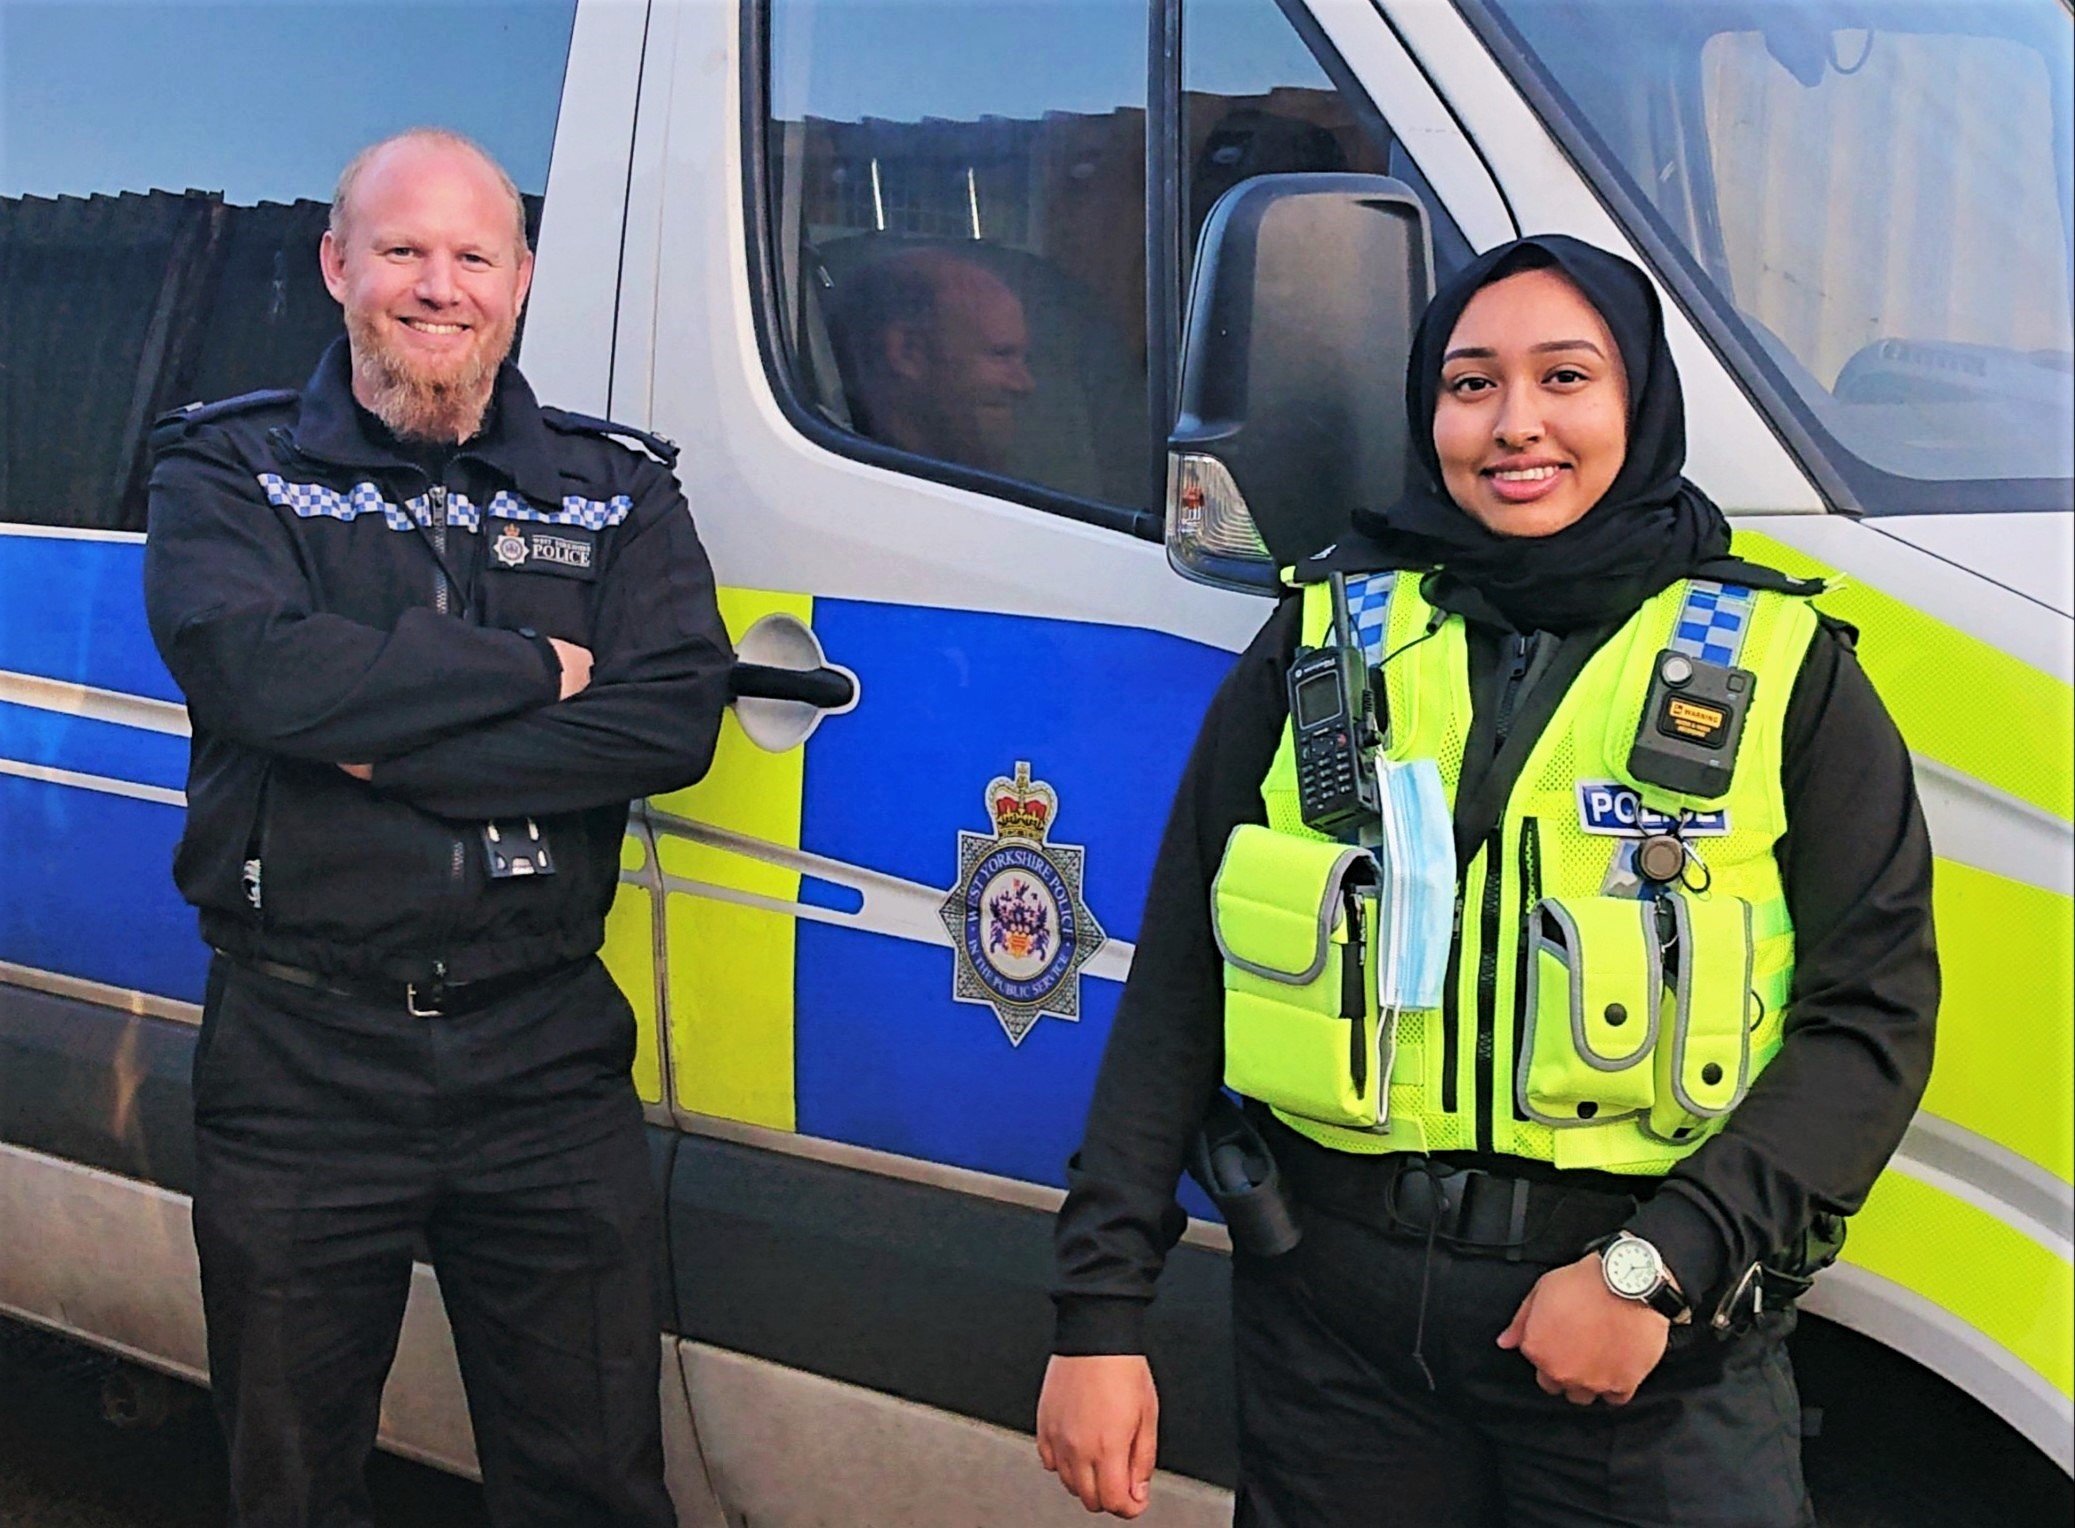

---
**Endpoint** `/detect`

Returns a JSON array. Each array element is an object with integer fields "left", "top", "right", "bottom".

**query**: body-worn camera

[{"left": 1628, "top": 649, "right": 1754, "bottom": 798}]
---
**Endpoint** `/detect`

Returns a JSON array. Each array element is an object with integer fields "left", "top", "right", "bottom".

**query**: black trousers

[
  {"left": 190, "top": 955, "right": 676, "bottom": 1528},
  {"left": 1231, "top": 1204, "right": 1813, "bottom": 1528}
]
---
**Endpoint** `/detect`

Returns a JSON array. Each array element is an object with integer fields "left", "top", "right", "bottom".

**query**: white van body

[{"left": 2, "top": 1, "right": 2068, "bottom": 1523}]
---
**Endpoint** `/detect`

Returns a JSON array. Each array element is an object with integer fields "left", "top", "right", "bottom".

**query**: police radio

[
  {"left": 1288, "top": 576, "right": 1382, "bottom": 836},
  {"left": 1627, "top": 649, "right": 1755, "bottom": 798}
]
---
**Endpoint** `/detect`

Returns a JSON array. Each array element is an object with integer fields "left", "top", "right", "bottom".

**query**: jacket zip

[
  {"left": 428, "top": 482, "right": 467, "bottom": 966},
  {"left": 1473, "top": 634, "right": 1536, "bottom": 1151},
  {"left": 1474, "top": 825, "right": 1505, "bottom": 1152},
  {"left": 1441, "top": 882, "right": 1464, "bottom": 1111},
  {"left": 1511, "top": 817, "right": 1543, "bottom": 1123},
  {"left": 429, "top": 483, "right": 450, "bottom": 615}
]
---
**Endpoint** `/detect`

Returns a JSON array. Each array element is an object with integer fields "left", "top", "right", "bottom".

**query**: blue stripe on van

[
  {"left": 0, "top": 536, "right": 181, "bottom": 702},
  {"left": 0, "top": 701, "right": 188, "bottom": 791},
  {"left": 789, "top": 598, "right": 1236, "bottom": 1190},
  {"left": 0, "top": 774, "right": 206, "bottom": 1001}
]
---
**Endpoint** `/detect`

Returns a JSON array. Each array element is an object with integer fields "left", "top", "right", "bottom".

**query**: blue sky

[
  {"left": 0, "top": 1, "right": 576, "bottom": 202},
  {"left": 3, "top": 0, "right": 1329, "bottom": 203}
]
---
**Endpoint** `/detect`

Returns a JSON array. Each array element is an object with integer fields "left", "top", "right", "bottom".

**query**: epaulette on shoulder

[
  {"left": 540, "top": 407, "right": 679, "bottom": 468},
  {"left": 150, "top": 389, "right": 300, "bottom": 454},
  {"left": 1814, "top": 609, "right": 1861, "bottom": 649},
  {"left": 1694, "top": 555, "right": 1828, "bottom": 599}
]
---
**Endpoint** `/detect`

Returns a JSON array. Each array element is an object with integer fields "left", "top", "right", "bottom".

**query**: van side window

[
  {"left": 763, "top": 0, "right": 1150, "bottom": 513},
  {"left": 1181, "top": 0, "right": 1473, "bottom": 285},
  {"left": 0, "top": 2, "right": 577, "bottom": 532}
]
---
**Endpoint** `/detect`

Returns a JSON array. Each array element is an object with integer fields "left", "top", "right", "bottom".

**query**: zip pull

[{"left": 1495, "top": 633, "right": 1535, "bottom": 744}]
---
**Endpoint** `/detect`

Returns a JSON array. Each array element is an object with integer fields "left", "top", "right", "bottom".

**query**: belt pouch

[
  {"left": 1647, "top": 892, "right": 1756, "bottom": 1140},
  {"left": 1213, "top": 825, "right": 1382, "bottom": 1130},
  {"left": 1518, "top": 896, "right": 1660, "bottom": 1127}
]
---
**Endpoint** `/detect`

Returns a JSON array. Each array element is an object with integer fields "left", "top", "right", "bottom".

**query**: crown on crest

[{"left": 986, "top": 761, "right": 1056, "bottom": 841}]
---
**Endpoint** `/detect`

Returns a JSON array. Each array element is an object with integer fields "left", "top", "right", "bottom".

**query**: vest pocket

[
  {"left": 1646, "top": 893, "right": 1756, "bottom": 1140},
  {"left": 1213, "top": 826, "right": 1385, "bottom": 1130},
  {"left": 1517, "top": 896, "right": 1661, "bottom": 1125}
]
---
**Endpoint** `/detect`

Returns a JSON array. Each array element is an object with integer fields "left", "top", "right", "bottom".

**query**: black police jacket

[{"left": 144, "top": 340, "right": 734, "bottom": 985}]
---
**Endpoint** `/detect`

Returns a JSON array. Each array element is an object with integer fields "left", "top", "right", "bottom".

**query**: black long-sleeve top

[
  {"left": 144, "top": 341, "right": 734, "bottom": 985},
  {"left": 1052, "top": 587, "right": 1938, "bottom": 1354}
]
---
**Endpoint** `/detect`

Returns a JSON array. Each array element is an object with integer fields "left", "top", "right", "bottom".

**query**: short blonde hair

[{"left": 329, "top": 128, "right": 529, "bottom": 252}]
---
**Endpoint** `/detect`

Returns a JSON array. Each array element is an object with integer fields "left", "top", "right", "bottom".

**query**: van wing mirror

[{"left": 1166, "top": 175, "right": 1434, "bottom": 594}]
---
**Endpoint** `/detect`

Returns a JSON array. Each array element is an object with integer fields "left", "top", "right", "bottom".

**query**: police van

[{"left": 2, "top": 1, "right": 2069, "bottom": 1523}]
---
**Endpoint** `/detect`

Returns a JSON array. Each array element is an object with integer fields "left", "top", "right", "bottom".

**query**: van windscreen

[{"left": 1468, "top": 0, "right": 2074, "bottom": 516}]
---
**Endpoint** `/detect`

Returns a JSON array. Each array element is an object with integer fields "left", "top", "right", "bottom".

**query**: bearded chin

[{"left": 347, "top": 310, "right": 510, "bottom": 443}]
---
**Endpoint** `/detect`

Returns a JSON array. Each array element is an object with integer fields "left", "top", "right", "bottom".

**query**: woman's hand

[
  {"left": 1036, "top": 1354, "right": 1159, "bottom": 1517},
  {"left": 1496, "top": 1254, "right": 1671, "bottom": 1405}
]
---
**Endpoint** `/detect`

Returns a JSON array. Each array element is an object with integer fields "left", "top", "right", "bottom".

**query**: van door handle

[
  {"left": 725, "top": 613, "right": 860, "bottom": 752},
  {"left": 729, "top": 661, "right": 855, "bottom": 711}
]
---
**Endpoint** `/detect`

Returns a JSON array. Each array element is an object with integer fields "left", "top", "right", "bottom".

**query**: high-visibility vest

[{"left": 1216, "top": 571, "right": 1818, "bottom": 1173}]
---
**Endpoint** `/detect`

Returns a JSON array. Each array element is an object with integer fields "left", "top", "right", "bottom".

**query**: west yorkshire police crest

[
  {"left": 939, "top": 762, "right": 1105, "bottom": 1045},
  {"left": 493, "top": 524, "right": 530, "bottom": 567}
]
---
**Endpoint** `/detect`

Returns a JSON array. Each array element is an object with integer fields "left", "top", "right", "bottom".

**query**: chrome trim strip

[
  {"left": 679, "top": 1341, "right": 1232, "bottom": 1525},
  {"left": 0, "top": 668, "right": 190, "bottom": 736},
  {"left": 1802, "top": 1259, "right": 2072, "bottom": 1474},
  {"left": 0, "top": 524, "right": 146, "bottom": 544},
  {"left": 0, "top": 959, "right": 202, "bottom": 1026},
  {"left": 0, "top": 1143, "right": 479, "bottom": 1477},
  {"left": 1914, "top": 753, "right": 2074, "bottom": 898},
  {"left": 0, "top": 757, "right": 185, "bottom": 807},
  {"left": 676, "top": 1111, "right": 1231, "bottom": 1253},
  {"left": 0, "top": 971, "right": 1240, "bottom": 1245},
  {"left": 647, "top": 810, "right": 1136, "bottom": 980},
  {"left": 1903, "top": 1112, "right": 2074, "bottom": 1246},
  {"left": 1886, "top": 1144, "right": 2072, "bottom": 1268}
]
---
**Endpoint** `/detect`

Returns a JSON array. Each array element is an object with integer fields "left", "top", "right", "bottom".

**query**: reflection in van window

[
  {"left": 1181, "top": 0, "right": 1473, "bottom": 286},
  {"left": 1485, "top": 0, "right": 2074, "bottom": 509},
  {"left": 766, "top": 0, "right": 1149, "bottom": 509},
  {"left": 0, "top": 1, "right": 576, "bottom": 531}
]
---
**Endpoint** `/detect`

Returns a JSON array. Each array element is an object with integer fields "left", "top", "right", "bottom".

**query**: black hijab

[{"left": 1327, "top": 235, "right": 1732, "bottom": 633}]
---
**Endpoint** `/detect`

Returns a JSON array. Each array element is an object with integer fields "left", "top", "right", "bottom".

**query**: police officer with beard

[{"left": 143, "top": 129, "right": 731, "bottom": 1527}]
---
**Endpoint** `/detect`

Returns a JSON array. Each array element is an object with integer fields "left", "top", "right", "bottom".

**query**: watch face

[{"left": 1603, "top": 1238, "right": 1661, "bottom": 1298}]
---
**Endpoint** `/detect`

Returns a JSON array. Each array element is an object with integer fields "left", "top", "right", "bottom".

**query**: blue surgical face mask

[{"left": 1371, "top": 757, "right": 1456, "bottom": 1013}]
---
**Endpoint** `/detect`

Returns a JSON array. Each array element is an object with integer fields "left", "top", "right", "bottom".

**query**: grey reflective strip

[
  {"left": 1663, "top": 893, "right": 1755, "bottom": 1120},
  {"left": 1211, "top": 839, "right": 1373, "bottom": 987},
  {"left": 1514, "top": 900, "right": 1649, "bottom": 1129},
  {"left": 1564, "top": 898, "right": 1659, "bottom": 1071}
]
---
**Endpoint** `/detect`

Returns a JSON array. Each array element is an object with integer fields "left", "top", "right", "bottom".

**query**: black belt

[
  {"left": 228, "top": 955, "right": 582, "bottom": 1017},
  {"left": 1268, "top": 1123, "right": 1637, "bottom": 1264}
]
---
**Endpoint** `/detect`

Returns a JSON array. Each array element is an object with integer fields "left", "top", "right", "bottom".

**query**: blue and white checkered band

[
  {"left": 259, "top": 473, "right": 417, "bottom": 531},
  {"left": 1341, "top": 571, "right": 1398, "bottom": 666},
  {"left": 257, "top": 477, "right": 630, "bottom": 534},
  {"left": 1668, "top": 580, "right": 1755, "bottom": 668},
  {"left": 485, "top": 491, "right": 633, "bottom": 531}
]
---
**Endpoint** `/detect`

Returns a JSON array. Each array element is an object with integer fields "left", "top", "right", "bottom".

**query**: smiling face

[
  {"left": 320, "top": 136, "right": 533, "bottom": 443},
  {"left": 868, "top": 255, "right": 1035, "bottom": 474},
  {"left": 1432, "top": 266, "right": 1628, "bottom": 538}
]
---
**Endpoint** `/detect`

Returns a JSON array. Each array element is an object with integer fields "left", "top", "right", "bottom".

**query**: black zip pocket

[{"left": 1341, "top": 883, "right": 1369, "bottom": 1096}]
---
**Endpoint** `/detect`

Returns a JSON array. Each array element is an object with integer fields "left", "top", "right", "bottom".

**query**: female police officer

[{"left": 1036, "top": 236, "right": 1937, "bottom": 1525}]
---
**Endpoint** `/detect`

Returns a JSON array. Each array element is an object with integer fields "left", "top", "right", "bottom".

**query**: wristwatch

[{"left": 1594, "top": 1232, "right": 1692, "bottom": 1323}]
